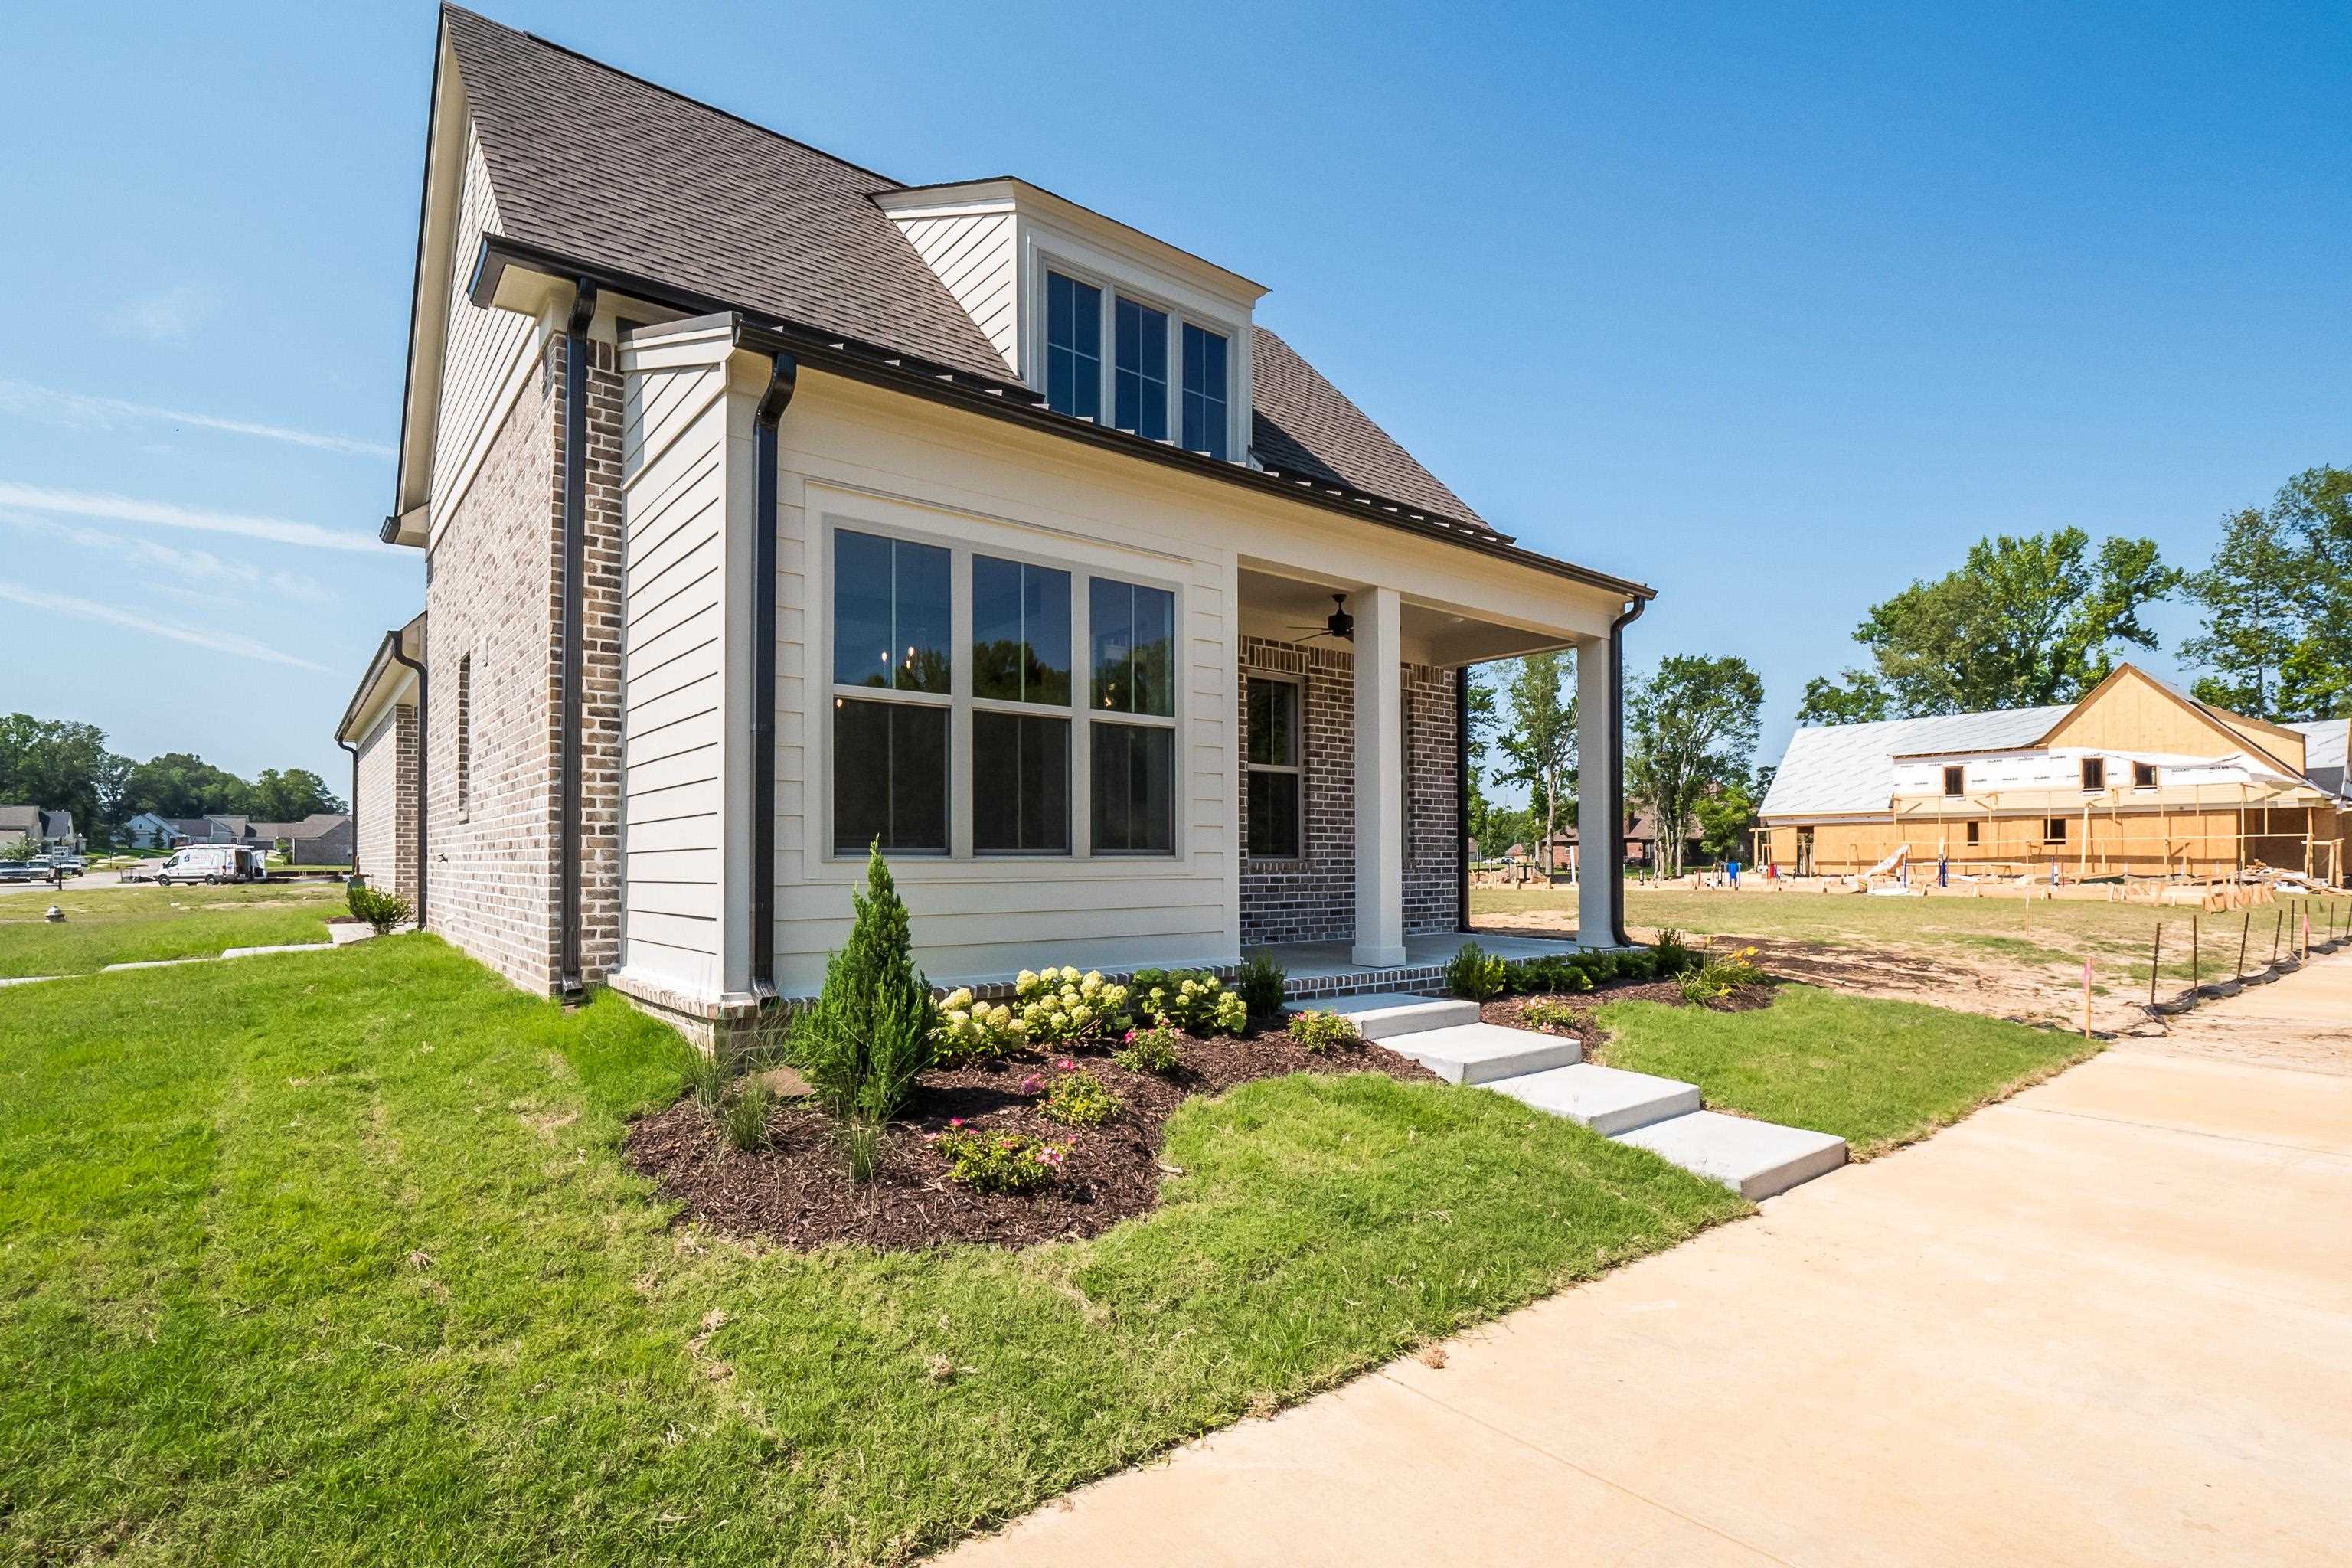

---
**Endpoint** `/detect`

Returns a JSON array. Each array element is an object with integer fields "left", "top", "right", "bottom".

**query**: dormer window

[
  {"left": 1114, "top": 296, "right": 1169, "bottom": 441},
  {"left": 1044, "top": 271, "right": 1102, "bottom": 420},
  {"left": 1182, "top": 323, "right": 1229, "bottom": 460}
]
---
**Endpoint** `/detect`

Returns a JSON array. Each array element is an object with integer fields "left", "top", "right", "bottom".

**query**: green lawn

[
  {"left": 1473, "top": 885, "right": 2347, "bottom": 989},
  {"left": 1594, "top": 984, "right": 2099, "bottom": 1158},
  {"left": 0, "top": 937, "right": 1744, "bottom": 1566},
  {"left": 0, "top": 884, "right": 341, "bottom": 978}
]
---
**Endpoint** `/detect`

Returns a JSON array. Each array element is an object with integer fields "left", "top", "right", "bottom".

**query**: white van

[{"left": 155, "top": 844, "right": 266, "bottom": 885}]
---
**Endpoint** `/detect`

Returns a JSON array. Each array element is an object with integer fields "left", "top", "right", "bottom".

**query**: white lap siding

[{"left": 768, "top": 376, "right": 1238, "bottom": 995}]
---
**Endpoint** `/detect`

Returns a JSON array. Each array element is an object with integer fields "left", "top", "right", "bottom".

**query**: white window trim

[
  {"left": 1027, "top": 244, "right": 1247, "bottom": 466},
  {"left": 1244, "top": 671, "right": 1305, "bottom": 864},
  {"left": 816, "top": 511, "right": 1186, "bottom": 870}
]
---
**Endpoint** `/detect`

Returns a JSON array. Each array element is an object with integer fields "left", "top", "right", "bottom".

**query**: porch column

[
  {"left": 1351, "top": 585, "right": 1407, "bottom": 966},
  {"left": 1576, "top": 635, "right": 1622, "bottom": 949}
]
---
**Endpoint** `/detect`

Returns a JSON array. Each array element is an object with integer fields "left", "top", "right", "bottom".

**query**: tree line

[
  {"left": 1468, "top": 462, "right": 2348, "bottom": 877},
  {"left": 0, "top": 713, "right": 345, "bottom": 846}
]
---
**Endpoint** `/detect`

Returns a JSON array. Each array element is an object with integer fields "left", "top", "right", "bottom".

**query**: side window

[
  {"left": 1181, "top": 322, "right": 1228, "bottom": 459},
  {"left": 1246, "top": 676, "right": 1302, "bottom": 860},
  {"left": 972, "top": 556, "right": 1073, "bottom": 854},
  {"left": 1089, "top": 577, "right": 1178, "bottom": 854},
  {"left": 1044, "top": 271, "right": 1102, "bottom": 422},
  {"left": 456, "top": 655, "right": 472, "bottom": 818}
]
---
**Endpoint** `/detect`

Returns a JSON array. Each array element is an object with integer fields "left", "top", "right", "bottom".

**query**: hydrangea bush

[
  {"left": 1128, "top": 968, "right": 1248, "bottom": 1035},
  {"left": 1014, "top": 966, "right": 1132, "bottom": 1044},
  {"left": 932, "top": 989, "right": 1027, "bottom": 1066}
]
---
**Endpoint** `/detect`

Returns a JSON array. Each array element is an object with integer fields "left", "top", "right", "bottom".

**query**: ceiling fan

[{"left": 1289, "top": 593, "right": 1355, "bottom": 645}]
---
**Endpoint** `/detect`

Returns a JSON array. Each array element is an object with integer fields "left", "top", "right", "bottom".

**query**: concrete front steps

[{"left": 1297, "top": 991, "right": 1847, "bottom": 1201}]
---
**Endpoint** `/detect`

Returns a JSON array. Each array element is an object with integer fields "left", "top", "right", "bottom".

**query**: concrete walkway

[{"left": 946, "top": 953, "right": 2352, "bottom": 1567}]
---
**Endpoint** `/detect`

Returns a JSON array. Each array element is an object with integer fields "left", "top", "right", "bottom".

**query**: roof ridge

[{"left": 440, "top": 5, "right": 912, "bottom": 194}]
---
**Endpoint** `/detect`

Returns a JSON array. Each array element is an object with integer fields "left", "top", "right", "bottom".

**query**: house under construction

[{"left": 1756, "top": 665, "right": 2351, "bottom": 886}]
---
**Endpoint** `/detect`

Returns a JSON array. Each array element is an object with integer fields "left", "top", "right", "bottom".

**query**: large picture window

[
  {"left": 832, "top": 529, "right": 952, "bottom": 853},
  {"left": 1246, "top": 676, "right": 1301, "bottom": 860},
  {"left": 831, "top": 527, "right": 1178, "bottom": 861}
]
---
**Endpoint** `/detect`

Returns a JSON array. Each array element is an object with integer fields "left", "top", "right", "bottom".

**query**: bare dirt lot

[{"left": 1474, "top": 886, "right": 2352, "bottom": 1074}]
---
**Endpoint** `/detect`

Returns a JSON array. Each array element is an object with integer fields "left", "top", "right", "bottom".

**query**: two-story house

[{"left": 338, "top": 7, "right": 1653, "bottom": 1045}]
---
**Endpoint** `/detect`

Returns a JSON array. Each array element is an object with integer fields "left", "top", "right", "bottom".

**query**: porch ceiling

[{"left": 1236, "top": 566, "right": 1581, "bottom": 668}]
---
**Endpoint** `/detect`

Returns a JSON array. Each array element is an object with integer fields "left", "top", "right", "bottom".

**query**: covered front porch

[{"left": 1248, "top": 929, "right": 1603, "bottom": 1001}]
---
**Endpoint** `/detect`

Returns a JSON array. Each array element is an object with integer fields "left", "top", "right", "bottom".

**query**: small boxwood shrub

[
  {"left": 1112, "top": 1023, "right": 1183, "bottom": 1075},
  {"left": 935, "top": 1125, "right": 1067, "bottom": 1193},
  {"left": 1446, "top": 942, "right": 1508, "bottom": 1001},
  {"left": 1285, "top": 1009, "right": 1360, "bottom": 1053},
  {"left": 346, "top": 883, "right": 412, "bottom": 936},
  {"left": 1234, "top": 954, "right": 1287, "bottom": 1019},
  {"left": 1129, "top": 969, "right": 1247, "bottom": 1035}
]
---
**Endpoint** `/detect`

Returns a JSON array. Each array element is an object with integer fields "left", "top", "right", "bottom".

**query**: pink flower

[
  {"left": 1019, "top": 1074, "right": 1044, "bottom": 1094},
  {"left": 949, "top": 1117, "right": 964, "bottom": 1129},
  {"left": 1058, "top": 1058, "right": 1075, "bottom": 1071},
  {"left": 1122, "top": 1029, "right": 1136, "bottom": 1043}
]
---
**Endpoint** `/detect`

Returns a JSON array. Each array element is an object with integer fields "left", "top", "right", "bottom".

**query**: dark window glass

[
  {"left": 1091, "top": 722, "right": 1174, "bottom": 854},
  {"left": 2080, "top": 758, "right": 2105, "bottom": 790},
  {"left": 833, "top": 698, "right": 948, "bottom": 853},
  {"left": 1965, "top": 821, "right": 1980, "bottom": 846},
  {"left": 2134, "top": 761, "right": 2158, "bottom": 788},
  {"left": 1181, "top": 322, "right": 1228, "bottom": 459},
  {"left": 1090, "top": 577, "right": 1176, "bottom": 717},
  {"left": 833, "top": 530, "right": 950, "bottom": 693},
  {"left": 2046, "top": 816, "right": 2067, "bottom": 844},
  {"left": 1942, "top": 765, "right": 1964, "bottom": 796},
  {"left": 1248, "top": 770, "right": 1300, "bottom": 860},
  {"left": 1113, "top": 296, "right": 1169, "bottom": 440},
  {"left": 1045, "top": 271, "right": 1101, "bottom": 421},
  {"left": 972, "top": 556, "right": 1072, "bottom": 705},
  {"left": 973, "top": 712, "right": 1070, "bottom": 854},
  {"left": 1246, "top": 677, "right": 1296, "bottom": 766}
]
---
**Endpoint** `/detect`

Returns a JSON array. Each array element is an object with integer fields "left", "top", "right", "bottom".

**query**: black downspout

[
  {"left": 557, "top": 281, "right": 598, "bottom": 1001},
  {"left": 1605, "top": 597, "right": 1648, "bottom": 948},
  {"left": 1455, "top": 665, "right": 1472, "bottom": 933},
  {"left": 387, "top": 636, "right": 429, "bottom": 926},
  {"left": 337, "top": 739, "right": 358, "bottom": 880},
  {"left": 749, "top": 351, "right": 798, "bottom": 1000}
]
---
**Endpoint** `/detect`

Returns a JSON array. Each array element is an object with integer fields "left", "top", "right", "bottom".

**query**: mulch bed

[{"left": 626, "top": 1028, "right": 1438, "bottom": 1252}]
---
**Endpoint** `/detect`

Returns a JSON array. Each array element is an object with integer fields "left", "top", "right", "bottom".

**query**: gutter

[
  {"left": 748, "top": 349, "right": 798, "bottom": 999},
  {"left": 387, "top": 633, "right": 429, "bottom": 925},
  {"left": 1605, "top": 596, "right": 1646, "bottom": 948},
  {"left": 556, "top": 279, "right": 598, "bottom": 1002},
  {"left": 468, "top": 235, "right": 1656, "bottom": 603},
  {"left": 337, "top": 740, "right": 358, "bottom": 880}
]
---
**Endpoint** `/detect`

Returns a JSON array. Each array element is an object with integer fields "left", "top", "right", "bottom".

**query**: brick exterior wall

[
  {"left": 354, "top": 701, "right": 419, "bottom": 901},
  {"left": 1237, "top": 637, "right": 1460, "bottom": 946},
  {"left": 422, "top": 332, "right": 625, "bottom": 995}
]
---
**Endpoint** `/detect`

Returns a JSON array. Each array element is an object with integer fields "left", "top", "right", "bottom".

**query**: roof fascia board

[
  {"left": 394, "top": 21, "right": 467, "bottom": 524},
  {"left": 335, "top": 631, "right": 419, "bottom": 743},
  {"left": 466, "top": 242, "right": 1654, "bottom": 601},
  {"left": 877, "top": 177, "right": 1269, "bottom": 305},
  {"left": 2037, "top": 664, "right": 2301, "bottom": 778}
]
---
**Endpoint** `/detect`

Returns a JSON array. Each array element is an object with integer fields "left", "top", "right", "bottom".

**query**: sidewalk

[{"left": 945, "top": 953, "right": 2352, "bottom": 1567}]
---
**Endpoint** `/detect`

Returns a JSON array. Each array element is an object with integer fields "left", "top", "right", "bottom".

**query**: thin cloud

[
  {"left": 0, "top": 583, "right": 330, "bottom": 672},
  {"left": 0, "top": 480, "right": 384, "bottom": 554},
  {"left": 106, "top": 283, "right": 214, "bottom": 343},
  {"left": 0, "top": 377, "right": 392, "bottom": 458},
  {"left": 3, "top": 513, "right": 336, "bottom": 606}
]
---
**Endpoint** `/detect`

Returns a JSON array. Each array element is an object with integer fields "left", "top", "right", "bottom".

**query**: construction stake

[
  {"left": 2236, "top": 910, "right": 2250, "bottom": 980},
  {"left": 2190, "top": 913, "right": 2200, "bottom": 996},
  {"left": 2148, "top": 923, "right": 2161, "bottom": 1008}
]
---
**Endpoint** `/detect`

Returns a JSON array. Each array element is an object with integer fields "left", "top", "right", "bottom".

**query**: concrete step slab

[
  {"left": 1488, "top": 1063, "right": 1703, "bottom": 1136},
  {"left": 1383, "top": 1022, "right": 1584, "bottom": 1085},
  {"left": 1612, "top": 1111, "right": 1847, "bottom": 1201},
  {"left": 1289, "top": 992, "right": 1478, "bottom": 1040}
]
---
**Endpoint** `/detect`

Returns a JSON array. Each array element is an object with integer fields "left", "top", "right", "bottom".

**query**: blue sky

[{"left": 2, "top": 1, "right": 2345, "bottom": 792}]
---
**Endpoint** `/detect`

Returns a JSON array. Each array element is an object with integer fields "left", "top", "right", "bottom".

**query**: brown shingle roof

[{"left": 442, "top": 7, "right": 1488, "bottom": 534}]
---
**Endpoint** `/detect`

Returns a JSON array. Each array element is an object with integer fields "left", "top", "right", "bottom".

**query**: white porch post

[
  {"left": 1576, "top": 635, "right": 1622, "bottom": 949},
  {"left": 1352, "top": 586, "right": 1407, "bottom": 966}
]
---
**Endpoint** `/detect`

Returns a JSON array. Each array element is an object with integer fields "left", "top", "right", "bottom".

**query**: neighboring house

[
  {"left": 1544, "top": 808, "right": 1693, "bottom": 874},
  {"left": 122, "top": 811, "right": 178, "bottom": 849},
  {"left": 0, "top": 806, "right": 77, "bottom": 851},
  {"left": 251, "top": 814, "right": 357, "bottom": 866},
  {"left": 160, "top": 815, "right": 248, "bottom": 846},
  {"left": 337, "top": 8, "right": 1653, "bottom": 1045},
  {"left": 1758, "top": 664, "right": 2352, "bottom": 883}
]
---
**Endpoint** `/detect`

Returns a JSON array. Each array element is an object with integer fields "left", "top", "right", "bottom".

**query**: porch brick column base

[{"left": 1351, "top": 586, "right": 1407, "bottom": 967}]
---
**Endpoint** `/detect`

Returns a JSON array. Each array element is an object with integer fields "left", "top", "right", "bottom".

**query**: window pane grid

[
  {"left": 1046, "top": 271, "right": 1102, "bottom": 421},
  {"left": 972, "top": 555, "right": 1071, "bottom": 706},
  {"left": 1113, "top": 296, "right": 1169, "bottom": 441},
  {"left": 1182, "top": 322, "right": 1228, "bottom": 460}
]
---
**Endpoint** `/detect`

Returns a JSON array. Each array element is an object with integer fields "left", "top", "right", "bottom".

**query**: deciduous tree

[{"left": 1628, "top": 655, "right": 1763, "bottom": 879}]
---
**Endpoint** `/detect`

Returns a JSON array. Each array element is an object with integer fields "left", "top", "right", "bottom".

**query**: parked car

[
  {"left": 46, "top": 854, "right": 84, "bottom": 877},
  {"left": 154, "top": 844, "right": 265, "bottom": 885},
  {"left": 0, "top": 861, "right": 34, "bottom": 884}
]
